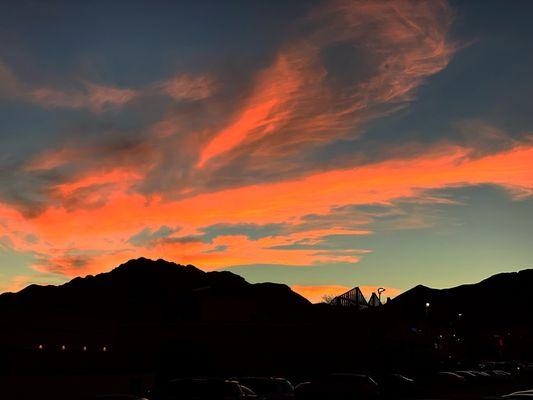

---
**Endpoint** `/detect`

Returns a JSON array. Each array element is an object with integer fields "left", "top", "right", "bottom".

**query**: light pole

[{"left": 377, "top": 287, "right": 386, "bottom": 303}]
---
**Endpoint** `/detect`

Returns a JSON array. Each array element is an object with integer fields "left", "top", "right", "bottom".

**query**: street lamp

[{"left": 377, "top": 287, "right": 386, "bottom": 303}]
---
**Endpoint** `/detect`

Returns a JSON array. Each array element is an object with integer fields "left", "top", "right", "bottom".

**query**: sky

[{"left": 0, "top": 0, "right": 532, "bottom": 303}]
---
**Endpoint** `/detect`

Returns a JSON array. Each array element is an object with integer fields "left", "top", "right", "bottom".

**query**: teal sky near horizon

[{"left": 0, "top": 0, "right": 532, "bottom": 302}]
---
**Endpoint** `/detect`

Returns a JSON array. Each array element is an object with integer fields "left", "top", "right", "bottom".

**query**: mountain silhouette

[
  {"left": 0, "top": 259, "right": 532, "bottom": 397},
  {"left": 386, "top": 268, "right": 533, "bottom": 327},
  {"left": 0, "top": 257, "right": 310, "bottom": 348},
  {"left": 0, "top": 257, "right": 309, "bottom": 317}
]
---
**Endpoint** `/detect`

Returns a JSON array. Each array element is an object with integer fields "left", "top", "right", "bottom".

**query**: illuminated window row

[{"left": 36, "top": 344, "right": 109, "bottom": 352}]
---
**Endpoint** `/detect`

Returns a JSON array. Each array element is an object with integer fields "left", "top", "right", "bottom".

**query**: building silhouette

[{"left": 330, "top": 287, "right": 382, "bottom": 309}]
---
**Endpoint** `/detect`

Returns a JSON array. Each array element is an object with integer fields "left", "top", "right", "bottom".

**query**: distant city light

[
  {"left": 38, "top": 344, "right": 43, "bottom": 350},
  {"left": 102, "top": 346, "right": 108, "bottom": 352},
  {"left": 61, "top": 345, "right": 66, "bottom": 351},
  {"left": 425, "top": 302, "right": 431, "bottom": 307}
]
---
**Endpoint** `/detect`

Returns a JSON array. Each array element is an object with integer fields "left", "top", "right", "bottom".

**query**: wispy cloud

[
  {"left": 30, "top": 82, "right": 137, "bottom": 112},
  {"left": 127, "top": 225, "right": 181, "bottom": 247},
  {"left": 0, "top": 0, "right": 532, "bottom": 294},
  {"left": 158, "top": 74, "right": 216, "bottom": 101},
  {"left": 0, "top": 0, "right": 460, "bottom": 214},
  {"left": 197, "top": 0, "right": 456, "bottom": 169}
]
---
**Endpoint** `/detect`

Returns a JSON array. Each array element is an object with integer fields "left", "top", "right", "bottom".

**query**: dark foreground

[
  {"left": 2, "top": 361, "right": 533, "bottom": 399},
  {"left": 2, "top": 260, "right": 533, "bottom": 399}
]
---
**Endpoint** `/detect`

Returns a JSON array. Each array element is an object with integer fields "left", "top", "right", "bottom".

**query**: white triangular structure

[
  {"left": 368, "top": 292, "right": 382, "bottom": 307},
  {"left": 330, "top": 287, "right": 368, "bottom": 309}
]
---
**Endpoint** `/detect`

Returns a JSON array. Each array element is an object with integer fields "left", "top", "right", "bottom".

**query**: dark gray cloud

[
  {"left": 223, "top": 184, "right": 533, "bottom": 289},
  {"left": 203, "top": 245, "right": 229, "bottom": 254},
  {"left": 0, "top": 0, "right": 531, "bottom": 226},
  {"left": 146, "top": 223, "right": 289, "bottom": 248},
  {"left": 0, "top": 0, "right": 458, "bottom": 215},
  {"left": 127, "top": 225, "right": 181, "bottom": 247},
  {"left": 200, "top": 223, "right": 288, "bottom": 242},
  {"left": 267, "top": 184, "right": 528, "bottom": 252}
]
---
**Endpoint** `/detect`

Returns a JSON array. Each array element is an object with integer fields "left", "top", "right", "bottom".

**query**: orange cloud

[
  {"left": 197, "top": 0, "right": 455, "bottom": 168},
  {"left": 0, "top": 143, "right": 527, "bottom": 279},
  {"left": 24, "top": 147, "right": 80, "bottom": 172},
  {"left": 4, "top": 0, "right": 458, "bottom": 217},
  {"left": 198, "top": 54, "right": 302, "bottom": 167},
  {"left": 1, "top": 1, "right": 531, "bottom": 293}
]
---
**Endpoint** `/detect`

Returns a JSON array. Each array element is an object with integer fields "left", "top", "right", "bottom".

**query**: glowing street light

[{"left": 377, "top": 287, "right": 386, "bottom": 303}]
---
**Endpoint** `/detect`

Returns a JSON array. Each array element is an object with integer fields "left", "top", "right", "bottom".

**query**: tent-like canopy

[
  {"left": 330, "top": 287, "right": 383, "bottom": 309},
  {"left": 330, "top": 287, "right": 368, "bottom": 309}
]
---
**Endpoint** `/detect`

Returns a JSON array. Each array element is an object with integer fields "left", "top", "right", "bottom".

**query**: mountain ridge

[
  {"left": 0, "top": 257, "right": 310, "bottom": 324},
  {"left": 387, "top": 267, "right": 533, "bottom": 326}
]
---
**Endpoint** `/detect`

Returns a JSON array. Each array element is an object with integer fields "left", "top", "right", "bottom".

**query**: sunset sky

[{"left": 0, "top": 0, "right": 532, "bottom": 302}]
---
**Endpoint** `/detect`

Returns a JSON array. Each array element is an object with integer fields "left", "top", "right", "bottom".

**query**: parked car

[
  {"left": 294, "top": 373, "right": 379, "bottom": 400},
  {"left": 233, "top": 377, "right": 294, "bottom": 399},
  {"left": 294, "top": 382, "right": 313, "bottom": 400},
  {"left": 95, "top": 396, "right": 149, "bottom": 400},
  {"left": 434, "top": 371, "right": 467, "bottom": 386},
  {"left": 377, "top": 373, "right": 415, "bottom": 398},
  {"left": 502, "top": 389, "right": 533, "bottom": 398},
  {"left": 419, "top": 371, "right": 466, "bottom": 396},
  {"left": 489, "top": 369, "right": 513, "bottom": 382},
  {"left": 157, "top": 377, "right": 257, "bottom": 400}
]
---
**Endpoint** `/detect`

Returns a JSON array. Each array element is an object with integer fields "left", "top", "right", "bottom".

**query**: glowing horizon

[{"left": 0, "top": 0, "right": 532, "bottom": 302}]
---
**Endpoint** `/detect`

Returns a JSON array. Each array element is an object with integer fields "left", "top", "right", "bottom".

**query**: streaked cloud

[
  {"left": 0, "top": 0, "right": 532, "bottom": 294},
  {"left": 197, "top": 0, "right": 456, "bottom": 171},
  {"left": 159, "top": 74, "right": 216, "bottom": 101},
  {"left": 127, "top": 225, "right": 181, "bottom": 247},
  {"left": 30, "top": 82, "right": 137, "bottom": 112}
]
